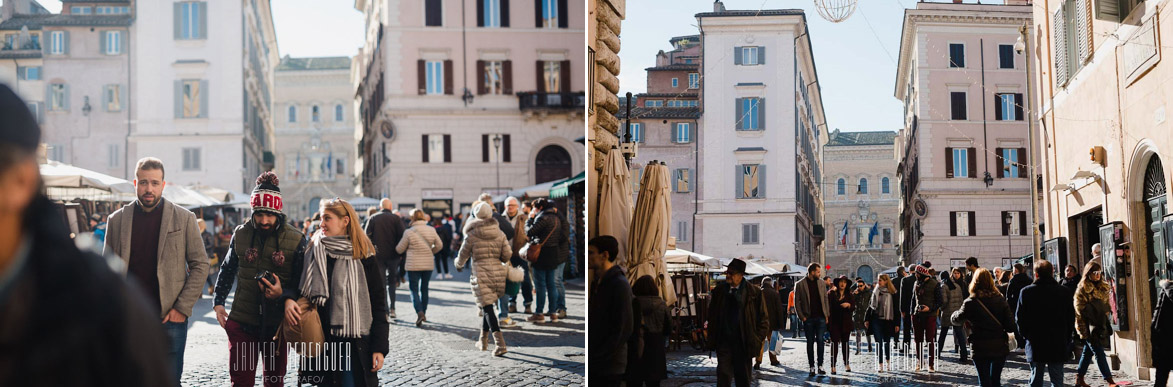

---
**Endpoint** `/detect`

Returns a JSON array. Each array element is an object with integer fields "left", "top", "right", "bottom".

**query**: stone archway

[
  {"left": 1126, "top": 140, "right": 1168, "bottom": 371},
  {"left": 535, "top": 144, "right": 572, "bottom": 184}
]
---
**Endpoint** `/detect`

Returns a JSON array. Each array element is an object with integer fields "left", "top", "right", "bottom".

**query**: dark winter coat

[
  {"left": 0, "top": 196, "right": 175, "bottom": 386},
  {"left": 853, "top": 286, "right": 872, "bottom": 328},
  {"left": 1152, "top": 280, "right": 1173, "bottom": 369},
  {"left": 912, "top": 275, "right": 943, "bottom": 317},
  {"left": 1016, "top": 275, "right": 1075, "bottom": 363},
  {"left": 707, "top": 280, "right": 770, "bottom": 358},
  {"left": 899, "top": 274, "right": 917, "bottom": 317},
  {"left": 435, "top": 223, "right": 453, "bottom": 256},
  {"left": 303, "top": 254, "right": 389, "bottom": 387},
  {"left": 1006, "top": 272, "right": 1032, "bottom": 318},
  {"left": 630, "top": 295, "right": 671, "bottom": 382},
  {"left": 525, "top": 210, "right": 567, "bottom": 270},
  {"left": 589, "top": 265, "right": 632, "bottom": 378},
  {"left": 763, "top": 284, "right": 785, "bottom": 331},
  {"left": 827, "top": 289, "right": 855, "bottom": 342},
  {"left": 951, "top": 295, "right": 1016, "bottom": 359},
  {"left": 1060, "top": 275, "right": 1081, "bottom": 294},
  {"left": 364, "top": 209, "right": 405, "bottom": 267},
  {"left": 793, "top": 275, "right": 829, "bottom": 321}
]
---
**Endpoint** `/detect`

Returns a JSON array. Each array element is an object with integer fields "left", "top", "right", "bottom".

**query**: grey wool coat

[
  {"left": 103, "top": 198, "right": 210, "bottom": 319},
  {"left": 455, "top": 217, "right": 512, "bottom": 307}
]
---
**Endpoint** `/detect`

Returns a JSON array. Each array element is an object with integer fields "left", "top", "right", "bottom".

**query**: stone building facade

[
  {"left": 823, "top": 130, "right": 900, "bottom": 282},
  {"left": 587, "top": 0, "right": 624, "bottom": 238}
]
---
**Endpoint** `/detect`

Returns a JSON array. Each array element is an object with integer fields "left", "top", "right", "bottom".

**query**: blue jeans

[
  {"left": 1077, "top": 341, "right": 1113, "bottom": 380},
  {"left": 509, "top": 257, "right": 533, "bottom": 307},
  {"left": 804, "top": 317, "right": 827, "bottom": 369},
  {"left": 1030, "top": 361, "right": 1065, "bottom": 387},
  {"left": 533, "top": 263, "right": 563, "bottom": 315},
  {"left": 163, "top": 320, "right": 189, "bottom": 383},
  {"left": 973, "top": 357, "right": 1007, "bottom": 387},
  {"left": 872, "top": 319, "right": 895, "bottom": 362},
  {"left": 407, "top": 270, "right": 431, "bottom": 314},
  {"left": 338, "top": 367, "right": 357, "bottom": 387},
  {"left": 790, "top": 314, "right": 803, "bottom": 338},
  {"left": 760, "top": 330, "right": 780, "bottom": 356},
  {"left": 555, "top": 263, "right": 567, "bottom": 313},
  {"left": 497, "top": 294, "right": 509, "bottom": 318}
]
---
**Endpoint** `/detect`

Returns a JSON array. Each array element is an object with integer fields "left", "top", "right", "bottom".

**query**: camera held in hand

[{"left": 254, "top": 270, "right": 276, "bottom": 285}]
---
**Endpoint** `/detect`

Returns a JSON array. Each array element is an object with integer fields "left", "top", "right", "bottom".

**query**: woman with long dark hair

[
  {"left": 628, "top": 275, "right": 670, "bottom": 386},
  {"left": 298, "top": 198, "right": 388, "bottom": 386},
  {"left": 827, "top": 275, "right": 855, "bottom": 373},
  {"left": 938, "top": 268, "right": 968, "bottom": 362},
  {"left": 1074, "top": 261, "right": 1119, "bottom": 387},
  {"left": 951, "top": 268, "right": 1015, "bottom": 387}
]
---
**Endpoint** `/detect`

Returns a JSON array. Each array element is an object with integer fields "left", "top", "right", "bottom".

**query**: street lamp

[
  {"left": 1005, "top": 212, "right": 1013, "bottom": 261},
  {"left": 1015, "top": 23, "right": 1043, "bottom": 259},
  {"left": 493, "top": 134, "right": 502, "bottom": 194}
]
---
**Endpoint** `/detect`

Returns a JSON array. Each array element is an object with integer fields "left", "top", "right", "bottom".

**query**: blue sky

[
  {"left": 619, "top": 0, "right": 925, "bottom": 133},
  {"left": 39, "top": 0, "right": 366, "bottom": 58}
]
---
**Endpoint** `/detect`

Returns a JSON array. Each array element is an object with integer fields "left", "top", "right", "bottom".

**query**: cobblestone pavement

[
  {"left": 666, "top": 334, "right": 1153, "bottom": 386},
  {"left": 181, "top": 268, "right": 585, "bottom": 386}
]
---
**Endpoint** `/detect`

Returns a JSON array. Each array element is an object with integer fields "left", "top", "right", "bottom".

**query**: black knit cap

[{"left": 0, "top": 84, "right": 40, "bottom": 152}]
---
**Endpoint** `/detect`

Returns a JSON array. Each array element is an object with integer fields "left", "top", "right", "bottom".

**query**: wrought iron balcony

[{"left": 517, "top": 92, "right": 585, "bottom": 111}]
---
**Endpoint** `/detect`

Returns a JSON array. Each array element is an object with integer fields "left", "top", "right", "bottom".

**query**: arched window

[
  {"left": 288, "top": 106, "right": 296, "bottom": 122},
  {"left": 859, "top": 178, "right": 868, "bottom": 194},
  {"left": 882, "top": 177, "right": 891, "bottom": 194},
  {"left": 335, "top": 104, "right": 343, "bottom": 121},
  {"left": 534, "top": 145, "right": 572, "bottom": 184},
  {"left": 312, "top": 105, "right": 320, "bottom": 122},
  {"left": 837, "top": 178, "right": 845, "bottom": 195}
]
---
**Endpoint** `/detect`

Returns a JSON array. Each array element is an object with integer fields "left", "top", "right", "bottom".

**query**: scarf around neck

[{"left": 300, "top": 232, "right": 372, "bottom": 338}]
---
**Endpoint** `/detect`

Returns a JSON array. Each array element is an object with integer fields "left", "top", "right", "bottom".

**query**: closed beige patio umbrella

[
  {"left": 626, "top": 161, "right": 676, "bottom": 305},
  {"left": 595, "top": 146, "right": 634, "bottom": 266}
]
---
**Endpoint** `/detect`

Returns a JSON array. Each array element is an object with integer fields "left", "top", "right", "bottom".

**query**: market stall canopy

[
  {"left": 191, "top": 185, "right": 249, "bottom": 206},
  {"left": 163, "top": 184, "right": 222, "bottom": 209},
  {"left": 664, "top": 248, "right": 720, "bottom": 268},
  {"left": 40, "top": 161, "right": 135, "bottom": 195},
  {"left": 549, "top": 171, "right": 585, "bottom": 199},
  {"left": 716, "top": 258, "right": 779, "bottom": 276},
  {"left": 348, "top": 197, "right": 380, "bottom": 211}
]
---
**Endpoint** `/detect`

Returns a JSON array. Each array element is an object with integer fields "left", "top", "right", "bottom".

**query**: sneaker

[
  {"left": 527, "top": 314, "right": 545, "bottom": 323},
  {"left": 500, "top": 317, "right": 517, "bottom": 327},
  {"left": 445, "top": 273, "right": 453, "bottom": 279},
  {"left": 435, "top": 273, "right": 444, "bottom": 280},
  {"left": 558, "top": 309, "right": 567, "bottom": 319}
]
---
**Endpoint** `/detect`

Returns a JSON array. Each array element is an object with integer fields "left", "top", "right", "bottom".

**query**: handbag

[
  {"left": 274, "top": 297, "right": 326, "bottom": 358},
  {"left": 519, "top": 217, "right": 558, "bottom": 264},
  {"left": 975, "top": 298, "right": 1017, "bottom": 352},
  {"left": 507, "top": 264, "right": 525, "bottom": 282}
]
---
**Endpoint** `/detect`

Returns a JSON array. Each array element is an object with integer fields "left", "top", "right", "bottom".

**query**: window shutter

[
  {"left": 417, "top": 60, "right": 426, "bottom": 95},
  {"left": 968, "top": 211, "right": 976, "bottom": 236},
  {"left": 1002, "top": 211, "right": 1010, "bottom": 235},
  {"left": 120, "top": 84, "right": 127, "bottom": 112},
  {"left": 950, "top": 212, "right": 957, "bottom": 236},
  {"left": 1019, "top": 211, "right": 1027, "bottom": 236},
  {"left": 534, "top": 0, "right": 542, "bottom": 27},
  {"left": 503, "top": 134, "right": 511, "bottom": 162},
  {"left": 735, "top": 98, "right": 743, "bottom": 130},
  {"left": 690, "top": 123, "right": 696, "bottom": 144},
  {"left": 199, "top": 80, "right": 209, "bottom": 118},
  {"left": 501, "top": 0, "right": 510, "bottom": 27},
  {"left": 443, "top": 134, "right": 452, "bottom": 162},
  {"left": 476, "top": 60, "right": 486, "bottom": 95},
  {"left": 198, "top": 2, "right": 208, "bottom": 39},
  {"left": 1054, "top": 6, "right": 1069, "bottom": 86},
  {"left": 946, "top": 147, "right": 954, "bottom": 178},
  {"left": 42, "top": 34, "right": 50, "bottom": 55},
  {"left": 62, "top": 31, "right": 69, "bottom": 54},
  {"left": 758, "top": 98, "right": 765, "bottom": 131},
  {"left": 994, "top": 94, "right": 1003, "bottom": 120},
  {"left": 951, "top": 92, "right": 966, "bottom": 120},
  {"left": 1014, "top": 94, "right": 1025, "bottom": 121},
  {"left": 670, "top": 123, "right": 677, "bottom": 143},
  {"left": 482, "top": 134, "right": 490, "bottom": 162},
  {"left": 758, "top": 46, "right": 765, "bottom": 64},
  {"left": 502, "top": 60, "right": 513, "bottom": 94},
  {"left": 1076, "top": 0, "right": 1090, "bottom": 63},
  {"left": 758, "top": 165, "right": 767, "bottom": 197},
  {"left": 735, "top": 165, "right": 744, "bottom": 199},
  {"left": 100, "top": 31, "right": 107, "bottom": 55},
  {"left": 536, "top": 61, "right": 545, "bottom": 93},
  {"left": 968, "top": 148, "right": 977, "bottom": 178},
  {"left": 421, "top": 135, "right": 429, "bottom": 163},
  {"left": 1018, "top": 148, "right": 1028, "bottom": 177},
  {"left": 996, "top": 148, "right": 1004, "bottom": 178},
  {"left": 443, "top": 60, "right": 453, "bottom": 95},
  {"left": 173, "top": 3, "right": 181, "bottom": 39},
  {"left": 62, "top": 85, "right": 69, "bottom": 111},
  {"left": 689, "top": 169, "right": 695, "bottom": 192},
  {"left": 174, "top": 80, "right": 182, "bottom": 118},
  {"left": 101, "top": 85, "right": 109, "bottom": 112},
  {"left": 557, "top": 0, "right": 568, "bottom": 28},
  {"left": 477, "top": 0, "right": 485, "bottom": 27},
  {"left": 560, "top": 60, "right": 571, "bottom": 93},
  {"left": 1095, "top": 0, "right": 1122, "bottom": 22},
  {"left": 734, "top": 47, "right": 742, "bottom": 65}
]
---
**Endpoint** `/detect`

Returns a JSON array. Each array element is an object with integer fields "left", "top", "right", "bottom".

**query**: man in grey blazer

[{"left": 104, "top": 157, "right": 209, "bottom": 383}]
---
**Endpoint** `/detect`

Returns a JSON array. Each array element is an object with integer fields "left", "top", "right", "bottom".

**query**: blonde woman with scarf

[
  {"left": 1074, "top": 261, "right": 1119, "bottom": 387},
  {"left": 455, "top": 201, "right": 513, "bottom": 356},
  {"left": 296, "top": 198, "right": 389, "bottom": 387}
]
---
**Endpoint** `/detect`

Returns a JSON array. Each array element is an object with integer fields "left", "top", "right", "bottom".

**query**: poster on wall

[
  {"left": 1100, "top": 222, "right": 1128, "bottom": 331},
  {"left": 1043, "top": 237, "right": 1068, "bottom": 280}
]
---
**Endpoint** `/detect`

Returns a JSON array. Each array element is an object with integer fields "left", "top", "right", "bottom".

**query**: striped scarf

[{"left": 300, "top": 232, "right": 372, "bottom": 338}]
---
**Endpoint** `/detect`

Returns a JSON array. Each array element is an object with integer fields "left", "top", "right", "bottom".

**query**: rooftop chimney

[{"left": 714, "top": 0, "right": 726, "bottom": 12}]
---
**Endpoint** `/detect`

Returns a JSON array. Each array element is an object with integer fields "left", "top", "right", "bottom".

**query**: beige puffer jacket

[
  {"left": 455, "top": 217, "right": 512, "bottom": 307},
  {"left": 396, "top": 220, "right": 442, "bottom": 272}
]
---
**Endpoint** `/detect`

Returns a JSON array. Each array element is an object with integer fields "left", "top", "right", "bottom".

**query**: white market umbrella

[
  {"left": 664, "top": 248, "right": 721, "bottom": 268},
  {"left": 163, "top": 184, "right": 222, "bottom": 208},
  {"left": 626, "top": 161, "right": 676, "bottom": 305},
  {"left": 40, "top": 161, "right": 135, "bottom": 194},
  {"left": 717, "top": 257, "right": 780, "bottom": 276},
  {"left": 595, "top": 147, "right": 634, "bottom": 266}
]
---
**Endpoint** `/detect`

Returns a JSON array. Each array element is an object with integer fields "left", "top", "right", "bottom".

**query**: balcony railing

[{"left": 517, "top": 91, "right": 585, "bottom": 111}]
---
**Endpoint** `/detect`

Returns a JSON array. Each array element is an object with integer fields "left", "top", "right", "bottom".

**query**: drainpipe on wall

[{"left": 694, "top": 16, "right": 704, "bottom": 254}]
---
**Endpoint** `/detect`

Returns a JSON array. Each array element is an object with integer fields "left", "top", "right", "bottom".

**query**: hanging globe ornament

[{"left": 813, "top": 0, "right": 858, "bottom": 23}]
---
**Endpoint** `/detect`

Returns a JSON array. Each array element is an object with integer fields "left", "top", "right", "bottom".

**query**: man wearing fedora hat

[{"left": 706, "top": 258, "right": 769, "bottom": 387}]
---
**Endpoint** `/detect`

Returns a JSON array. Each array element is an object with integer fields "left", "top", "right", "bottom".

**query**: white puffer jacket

[
  {"left": 396, "top": 220, "right": 443, "bottom": 272},
  {"left": 455, "top": 217, "right": 511, "bottom": 307}
]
